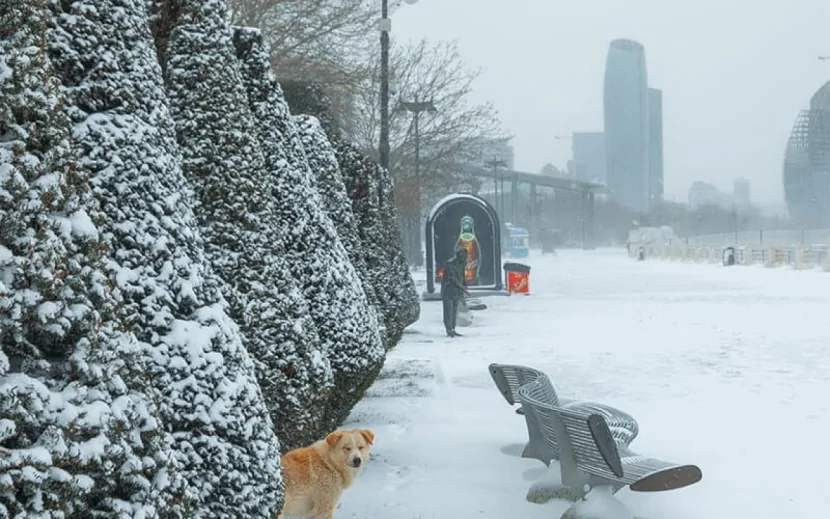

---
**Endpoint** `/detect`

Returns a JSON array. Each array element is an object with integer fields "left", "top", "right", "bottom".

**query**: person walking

[{"left": 441, "top": 247, "right": 469, "bottom": 337}]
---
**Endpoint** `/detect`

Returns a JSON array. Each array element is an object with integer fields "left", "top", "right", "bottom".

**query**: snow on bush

[
  {"left": 1, "top": 2, "right": 183, "bottom": 516},
  {"left": 291, "top": 114, "right": 386, "bottom": 345},
  {"left": 44, "top": 1, "right": 282, "bottom": 517},
  {"left": 334, "top": 141, "right": 420, "bottom": 346},
  {"left": 231, "top": 27, "right": 385, "bottom": 429},
  {"left": 278, "top": 80, "right": 420, "bottom": 348},
  {"left": 162, "top": 1, "right": 332, "bottom": 451},
  {"left": 375, "top": 160, "right": 421, "bottom": 330}
]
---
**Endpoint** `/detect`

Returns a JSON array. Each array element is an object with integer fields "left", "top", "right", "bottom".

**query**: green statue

[{"left": 454, "top": 215, "right": 481, "bottom": 284}]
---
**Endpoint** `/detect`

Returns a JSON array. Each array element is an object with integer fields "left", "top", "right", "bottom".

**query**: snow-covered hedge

[
  {"left": 231, "top": 27, "right": 385, "bottom": 430},
  {"left": 1, "top": 2, "right": 182, "bottom": 516},
  {"left": 164, "top": 2, "right": 331, "bottom": 452},
  {"left": 279, "top": 80, "right": 420, "bottom": 348},
  {"left": 2, "top": 1, "right": 419, "bottom": 516},
  {"left": 334, "top": 141, "right": 421, "bottom": 347},
  {"left": 292, "top": 114, "right": 386, "bottom": 344},
  {"left": 44, "top": 0, "right": 283, "bottom": 517},
  {"left": 375, "top": 158, "right": 421, "bottom": 333}
]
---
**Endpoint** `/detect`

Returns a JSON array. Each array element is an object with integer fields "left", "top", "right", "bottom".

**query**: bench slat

[
  {"left": 561, "top": 401, "right": 639, "bottom": 444},
  {"left": 488, "top": 364, "right": 550, "bottom": 405}
]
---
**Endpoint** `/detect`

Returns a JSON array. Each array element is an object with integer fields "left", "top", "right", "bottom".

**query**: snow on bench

[
  {"left": 488, "top": 363, "right": 638, "bottom": 466},
  {"left": 517, "top": 376, "right": 702, "bottom": 511}
]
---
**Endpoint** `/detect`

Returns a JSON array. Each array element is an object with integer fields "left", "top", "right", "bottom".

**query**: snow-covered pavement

[{"left": 339, "top": 248, "right": 830, "bottom": 519}]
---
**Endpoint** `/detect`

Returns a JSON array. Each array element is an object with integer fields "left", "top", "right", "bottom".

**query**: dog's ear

[
  {"left": 325, "top": 430, "right": 343, "bottom": 448},
  {"left": 359, "top": 429, "right": 375, "bottom": 445}
]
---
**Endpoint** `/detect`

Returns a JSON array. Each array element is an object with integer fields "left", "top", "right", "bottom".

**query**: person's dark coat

[{"left": 441, "top": 249, "right": 467, "bottom": 299}]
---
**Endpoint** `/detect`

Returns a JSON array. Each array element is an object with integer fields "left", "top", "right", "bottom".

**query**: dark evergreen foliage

[
  {"left": 231, "top": 28, "right": 384, "bottom": 429},
  {"left": 334, "top": 141, "right": 421, "bottom": 346},
  {"left": 43, "top": 1, "right": 283, "bottom": 517},
  {"left": 164, "top": 2, "right": 331, "bottom": 452},
  {"left": 1, "top": 1, "right": 184, "bottom": 516}
]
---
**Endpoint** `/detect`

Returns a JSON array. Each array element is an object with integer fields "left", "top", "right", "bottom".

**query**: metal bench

[
  {"left": 488, "top": 363, "right": 639, "bottom": 465},
  {"left": 517, "top": 377, "right": 702, "bottom": 504}
]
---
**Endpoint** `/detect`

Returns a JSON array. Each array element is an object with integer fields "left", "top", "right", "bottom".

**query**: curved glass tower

[
  {"left": 783, "top": 82, "right": 830, "bottom": 228},
  {"left": 603, "top": 39, "right": 650, "bottom": 213}
]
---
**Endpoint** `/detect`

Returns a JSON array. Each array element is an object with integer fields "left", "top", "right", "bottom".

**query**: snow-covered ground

[{"left": 339, "top": 248, "right": 830, "bottom": 518}]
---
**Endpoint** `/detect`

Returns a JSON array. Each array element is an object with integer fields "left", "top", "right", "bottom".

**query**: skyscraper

[
  {"left": 647, "top": 88, "right": 664, "bottom": 203},
  {"left": 783, "top": 81, "right": 830, "bottom": 228},
  {"left": 603, "top": 39, "right": 650, "bottom": 213},
  {"left": 571, "top": 132, "right": 606, "bottom": 183}
]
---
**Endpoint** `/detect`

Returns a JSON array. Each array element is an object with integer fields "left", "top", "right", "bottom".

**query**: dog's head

[{"left": 325, "top": 428, "right": 374, "bottom": 470}]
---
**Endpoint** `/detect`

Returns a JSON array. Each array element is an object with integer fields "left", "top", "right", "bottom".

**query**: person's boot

[
  {"left": 451, "top": 329, "right": 463, "bottom": 337},
  {"left": 446, "top": 329, "right": 454, "bottom": 337}
]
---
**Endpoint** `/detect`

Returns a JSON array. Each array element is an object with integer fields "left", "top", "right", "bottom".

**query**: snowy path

[{"left": 339, "top": 249, "right": 830, "bottom": 518}]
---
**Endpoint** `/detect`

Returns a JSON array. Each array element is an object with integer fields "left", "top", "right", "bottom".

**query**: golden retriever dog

[{"left": 277, "top": 428, "right": 375, "bottom": 519}]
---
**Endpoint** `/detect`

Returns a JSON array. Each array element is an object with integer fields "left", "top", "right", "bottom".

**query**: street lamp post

[
  {"left": 379, "top": 0, "right": 420, "bottom": 171},
  {"left": 401, "top": 98, "right": 436, "bottom": 267},
  {"left": 379, "top": 1, "right": 391, "bottom": 170}
]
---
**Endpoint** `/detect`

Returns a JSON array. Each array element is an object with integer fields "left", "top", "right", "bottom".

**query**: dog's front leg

[{"left": 310, "top": 499, "right": 336, "bottom": 519}]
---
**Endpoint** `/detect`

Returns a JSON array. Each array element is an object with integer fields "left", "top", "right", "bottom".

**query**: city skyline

[{"left": 393, "top": 0, "right": 830, "bottom": 206}]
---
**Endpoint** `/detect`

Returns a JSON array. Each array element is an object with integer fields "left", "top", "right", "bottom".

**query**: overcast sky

[{"left": 392, "top": 0, "right": 830, "bottom": 206}]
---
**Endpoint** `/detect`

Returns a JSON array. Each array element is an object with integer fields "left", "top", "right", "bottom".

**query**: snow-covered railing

[
  {"left": 684, "top": 229, "right": 830, "bottom": 247},
  {"left": 629, "top": 242, "right": 830, "bottom": 270}
]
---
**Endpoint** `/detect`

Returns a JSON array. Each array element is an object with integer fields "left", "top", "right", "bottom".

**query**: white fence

[
  {"left": 628, "top": 241, "right": 830, "bottom": 270},
  {"left": 685, "top": 229, "right": 830, "bottom": 247}
]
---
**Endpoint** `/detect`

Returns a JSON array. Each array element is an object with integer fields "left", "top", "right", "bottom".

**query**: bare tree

[
  {"left": 229, "top": 0, "right": 508, "bottom": 205},
  {"left": 229, "top": 0, "right": 376, "bottom": 124},
  {"left": 350, "top": 38, "right": 507, "bottom": 208}
]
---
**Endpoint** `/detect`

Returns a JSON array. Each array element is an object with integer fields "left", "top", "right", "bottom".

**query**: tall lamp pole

[
  {"left": 401, "top": 98, "right": 436, "bottom": 267},
  {"left": 379, "top": 0, "right": 420, "bottom": 171},
  {"left": 379, "top": 0, "right": 391, "bottom": 170}
]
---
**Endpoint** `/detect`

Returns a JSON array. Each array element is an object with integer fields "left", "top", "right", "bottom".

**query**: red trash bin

[{"left": 503, "top": 262, "right": 531, "bottom": 295}]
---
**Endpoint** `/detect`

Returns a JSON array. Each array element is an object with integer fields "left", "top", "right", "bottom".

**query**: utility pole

[
  {"left": 401, "top": 98, "right": 436, "bottom": 267},
  {"left": 486, "top": 157, "right": 507, "bottom": 219}
]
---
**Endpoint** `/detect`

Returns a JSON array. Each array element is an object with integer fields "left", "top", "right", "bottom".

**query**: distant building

[
  {"left": 733, "top": 177, "right": 750, "bottom": 206},
  {"left": 571, "top": 132, "right": 606, "bottom": 183},
  {"left": 647, "top": 88, "right": 664, "bottom": 203},
  {"left": 783, "top": 81, "right": 830, "bottom": 228},
  {"left": 688, "top": 181, "right": 721, "bottom": 210},
  {"left": 604, "top": 39, "right": 650, "bottom": 213}
]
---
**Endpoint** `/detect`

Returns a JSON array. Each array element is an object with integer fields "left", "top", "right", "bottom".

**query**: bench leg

[
  {"left": 521, "top": 440, "right": 552, "bottom": 466},
  {"left": 560, "top": 485, "right": 635, "bottom": 519}
]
